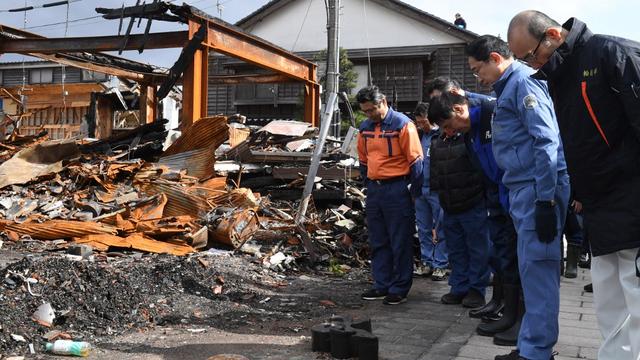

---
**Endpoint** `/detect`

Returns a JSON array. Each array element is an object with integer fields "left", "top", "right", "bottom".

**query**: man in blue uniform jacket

[{"left": 465, "top": 35, "right": 569, "bottom": 360}]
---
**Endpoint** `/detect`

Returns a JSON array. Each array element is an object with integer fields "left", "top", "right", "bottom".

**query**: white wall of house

[
  {"left": 353, "top": 64, "right": 370, "bottom": 93},
  {"left": 244, "top": 0, "right": 463, "bottom": 52}
]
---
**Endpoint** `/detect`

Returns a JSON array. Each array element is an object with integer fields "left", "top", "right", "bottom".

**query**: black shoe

[
  {"left": 493, "top": 315, "right": 522, "bottom": 346},
  {"left": 441, "top": 292, "right": 466, "bottom": 304},
  {"left": 361, "top": 288, "right": 387, "bottom": 300},
  {"left": 383, "top": 294, "right": 407, "bottom": 305},
  {"left": 470, "top": 277, "right": 503, "bottom": 318},
  {"left": 495, "top": 350, "right": 520, "bottom": 360},
  {"left": 478, "top": 284, "right": 521, "bottom": 337},
  {"left": 493, "top": 291, "right": 525, "bottom": 346},
  {"left": 470, "top": 299, "right": 504, "bottom": 319},
  {"left": 481, "top": 309, "right": 503, "bottom": 322},
  {"left": 584, "top": 283, "right": 593, "bottom": 293},
  {"left": 462, "top": 288, "right": 486, "bottom": 308}
]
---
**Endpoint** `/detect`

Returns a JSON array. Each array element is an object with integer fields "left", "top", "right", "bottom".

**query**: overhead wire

[
  {"left": 291, "top": 0, "right": 313, "bottom": 52},
  {"left": 25, "top": 15, "right": 102, "bottom": 30},
  {"left": 363, "top": 0, "right": 372, "bottom": 86},
  {"left": 1, "top": 0, "right": 81, "bottom": 13}
]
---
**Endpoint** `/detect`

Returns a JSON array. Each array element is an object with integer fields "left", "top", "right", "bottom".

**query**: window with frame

[
  {"left": 81, "top": 70, "right": 108, "bottom": 82},
  {"left": 29, "top": 69, "right": 53, "bottom": 84}
]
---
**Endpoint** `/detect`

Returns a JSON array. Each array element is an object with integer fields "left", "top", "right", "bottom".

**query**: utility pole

[
  {"left": 324, "top": 0, "right": 340, "bottom": 139},
  {"left": 295, "top": 0, "right": 341, "bottom": 259}
]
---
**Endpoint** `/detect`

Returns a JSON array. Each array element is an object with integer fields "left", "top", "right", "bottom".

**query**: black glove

[{"left": 535, "top": 201, "right": 557, "bottom": 243}]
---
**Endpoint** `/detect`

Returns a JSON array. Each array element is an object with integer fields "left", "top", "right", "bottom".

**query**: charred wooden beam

[
  {"left": 96, "top": 2, "right": 182, "bottom": 22},
  {"left": 156, "top": 24, "right": 206, "bottom": 100},
  {"left": 0, "top": 23, "right": 165, "bottom": 81}
]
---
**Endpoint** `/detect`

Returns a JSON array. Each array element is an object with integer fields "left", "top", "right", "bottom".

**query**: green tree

[
  {"left": 314, "top": 47, "right": 358, "bottom": 96},
  {"left": 314, "top": 48, "right": 360, "bottom": 133}
]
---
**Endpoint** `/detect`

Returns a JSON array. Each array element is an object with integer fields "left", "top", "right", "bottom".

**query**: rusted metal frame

[
  {"left": 304, "top": 81, "right": 320, "bottom": 127},
  {"left": 202, "top": 25, "right": 314, "bottom": 83},
  {"left": 0, "top": 31, "right": 188, "bottom": 54},
  {"left": 181, "top": 21, "right": 208, "bottom": 125},
  {"left": 187, "top": 7, "right": 320, "bottom": 125},
  {"left": 209, "top": 73, "right": 294, "bottom": 85},
  {"left": 199, "top": 46, "right": 209, "bottom": 121}
]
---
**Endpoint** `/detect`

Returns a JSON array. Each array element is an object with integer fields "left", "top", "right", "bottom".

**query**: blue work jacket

[
  {"left": 466, "top": 97, "right": 509, "bottom": 212},
  {"left": 420, "top": 127, "right": 440, "bottom": 196},
  {"left": 491, "top": 61, "right": 567, "bottom": 202}
]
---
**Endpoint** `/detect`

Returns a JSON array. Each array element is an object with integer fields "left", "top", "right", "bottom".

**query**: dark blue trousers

[
  {"left": 415, "top": 192, "right": 448, "bottom": 268},
  {"left": 488, "top": 214, "right": 520, "bottom": 285},
  {"left": 442, "top": 202, "right": 490, "bottom": 296},
  {"left": 366, "top": 179, "right": 415, "bottom": 297}
]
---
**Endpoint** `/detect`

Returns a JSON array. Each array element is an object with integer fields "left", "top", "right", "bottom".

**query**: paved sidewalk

[{"left": 363, "top": 268, "right": 599, "bottom": 360}]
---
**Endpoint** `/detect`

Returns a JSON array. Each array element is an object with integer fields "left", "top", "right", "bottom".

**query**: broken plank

[{"left": 272, "top": 166, "right": 360, "bottom": 180}]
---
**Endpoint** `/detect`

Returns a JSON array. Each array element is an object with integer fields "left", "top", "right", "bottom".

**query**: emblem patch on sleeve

[{"left": 523, "top": 94, "right": 538, "bottom": 109}]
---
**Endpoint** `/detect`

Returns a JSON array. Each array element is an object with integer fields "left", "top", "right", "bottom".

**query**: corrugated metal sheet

[
  {"left": 259, "top": 120, "right": 310, "bottom": 136},
  {"left": 163, "top": 116, "right": 229, "bottom": 156},
  {"left": 158, "top": 146, "right": 215, "bottom": 180},
  {"left": 5, "top": 220, "right": 118, "bottom": 240},
  {"left": 140, "top": 180, "right": 212, "bottom": 218}
]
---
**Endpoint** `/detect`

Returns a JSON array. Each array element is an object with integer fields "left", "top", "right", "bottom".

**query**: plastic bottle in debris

[{"left": 45, "top": 340, "right": 91, "bottom": 357}]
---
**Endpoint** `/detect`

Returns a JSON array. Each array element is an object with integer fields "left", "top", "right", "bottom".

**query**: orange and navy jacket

[{"left": 357, "top": 107, "right": 424, "bottom": 196}]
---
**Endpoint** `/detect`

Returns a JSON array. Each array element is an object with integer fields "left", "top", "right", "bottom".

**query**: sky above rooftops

[{"left": 0, "top": 0, "right": 637, "bottom": 68}]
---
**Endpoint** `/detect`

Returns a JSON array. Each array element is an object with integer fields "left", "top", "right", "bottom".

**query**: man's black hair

[
  {"left": 413, "top": 102, "right": 429, "bottom": 117},
  {"left": 427, "top": 92, "right": 468, "bottom": 126},
  {"left": 425, "top": 77, "right": 461, "bottom": 98},
  {"left": 465, "top": 35, "right": 512, "bottom": 61},
  {"left": 356, "top": 85, "right": 385, "bottom": 105}
]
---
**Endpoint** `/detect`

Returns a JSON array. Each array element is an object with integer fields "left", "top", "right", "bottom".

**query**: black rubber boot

[
  {"left": 564, "top": 245, "right": 579, "bottom": 278},
  {"left": 470, "top": 276, "right": 504, "bottom": 319},
  {"left": 493, "top": 293, "right": 525, "bottom": 346},
  {"left": 476, "top": 284, "right": 518, "bottom": 336}
]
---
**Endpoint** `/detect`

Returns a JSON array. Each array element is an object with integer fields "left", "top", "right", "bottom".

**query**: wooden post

[{"left": 139, "top": 84, "right": 156, "bottom": 123}]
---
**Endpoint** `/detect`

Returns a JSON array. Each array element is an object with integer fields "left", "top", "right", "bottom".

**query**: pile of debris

[
  {"left": 0, "top": 116, "right": 372, "bottom": 356},
  {"left": 219, "top": 120, "right": 360, "bottom": 202},
  {"left": 0, "top": 116, "right": 263, "bottom": 256}
]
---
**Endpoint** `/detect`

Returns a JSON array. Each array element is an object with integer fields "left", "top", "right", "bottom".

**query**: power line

[
  {"left": 25, "top": 15, "right": 103, "bottom": 30},
  {"left": 2, "top": 0, "right": 81, "bottom": 13},
  {"left": 291, "top": 0, "right": 313, "bottom": 52}
]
